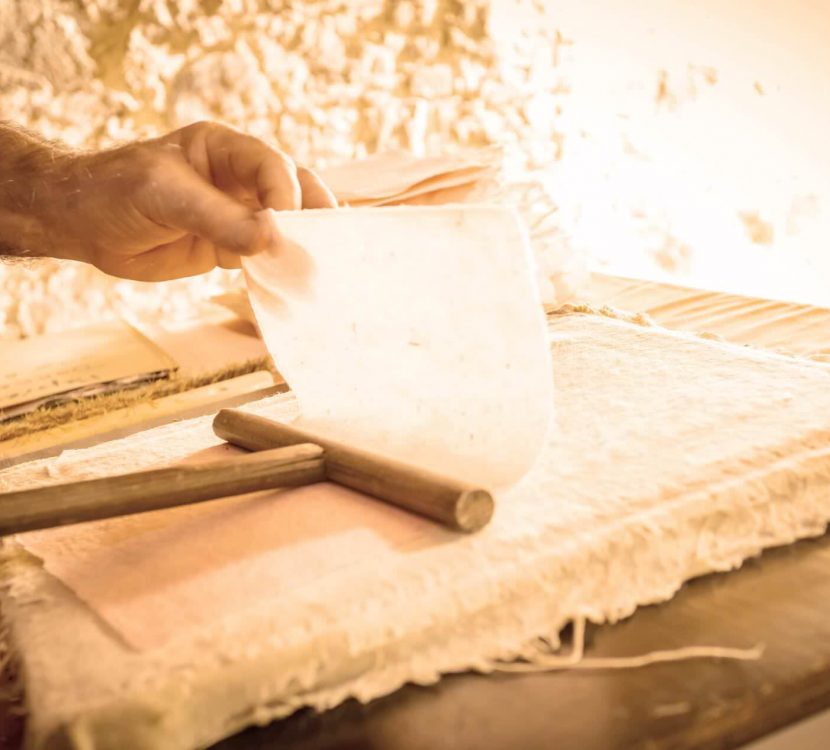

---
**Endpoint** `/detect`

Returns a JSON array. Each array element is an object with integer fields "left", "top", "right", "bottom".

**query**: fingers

[
  {"left": 124, "top": 123, "right": 337, "bottom": 280},
  {"left": 105, "top": 236, "right": 243, "bottom": 282},
  {"left": 215, "top": 247, "right": 243, "bottom": 270},
  {"left": 168, "top": 122, "right": 336, "bottom": 211},
  {"left": 198, "top": 123, "right": 301, "bottom": 211},
  {"left": 139, "top": 153, "right": 278, "bottom": 258}
]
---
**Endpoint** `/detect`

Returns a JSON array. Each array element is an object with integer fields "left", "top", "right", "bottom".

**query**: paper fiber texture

[{"left": 243, "top": 206, "right": 555, "bottom": 487}]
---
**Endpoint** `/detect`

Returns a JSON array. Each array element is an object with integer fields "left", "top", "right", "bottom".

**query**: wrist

[
  {"left": 34, "top": 153, "right": 94, "bottom": 264},
  {"left": 0, "top": 123, "right": 79, "bottom": 261},
  {"left": 0, "top": 165, "right": 47, "bottom": 259}
]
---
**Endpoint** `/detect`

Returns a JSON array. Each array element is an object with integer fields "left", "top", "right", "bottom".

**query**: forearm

[{"left": 0, "top": 122, "right": 74, "bottom": 259}]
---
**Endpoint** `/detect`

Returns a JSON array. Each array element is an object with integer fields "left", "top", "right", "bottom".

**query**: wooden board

[
  {"left": 0, "top": 321, "right": 175, "bottom": 420},
  {"left": 586, "top": 272, "right": 830, "bottom": 359}
]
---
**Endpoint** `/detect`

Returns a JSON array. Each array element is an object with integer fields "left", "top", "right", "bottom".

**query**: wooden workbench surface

[{"left": 211, "top": 529, "right": 830, "bottom": 750}]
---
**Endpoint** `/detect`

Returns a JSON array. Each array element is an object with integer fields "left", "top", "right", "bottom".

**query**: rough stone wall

[{"left": 0, "top": 0, "right": 567, "bottom": 338}]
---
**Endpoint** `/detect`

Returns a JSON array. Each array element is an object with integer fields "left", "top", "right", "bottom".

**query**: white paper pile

[
  {"left": 0, "top": 322, "right": 174, "bottom": 422},
  {"left": 318, "top": 150, "right": 501, "bottom": 207}
]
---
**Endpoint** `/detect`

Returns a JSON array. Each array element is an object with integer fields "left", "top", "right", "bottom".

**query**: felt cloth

[{"left": 2, "top": 311, "right": 830, "bottom": 750}]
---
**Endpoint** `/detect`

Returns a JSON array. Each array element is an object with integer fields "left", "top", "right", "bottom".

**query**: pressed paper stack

[
  {"left": 2, "top": 209, "right": 830, "bottom": 750},
  {"left": 318, "top": 150, "right": 501, "bottom": 207}
]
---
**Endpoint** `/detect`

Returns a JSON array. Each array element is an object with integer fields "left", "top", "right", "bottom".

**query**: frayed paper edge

[{"left": 491, "top": 617, "right": 764, "bottom": 674}]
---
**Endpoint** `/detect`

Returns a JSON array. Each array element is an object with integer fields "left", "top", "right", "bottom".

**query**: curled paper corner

[
  {"left": 251, "top": 210, "right": 318, "bottom": 298},
  {"left": 243, "top": 205, "right": 556, "bottom": 489}
]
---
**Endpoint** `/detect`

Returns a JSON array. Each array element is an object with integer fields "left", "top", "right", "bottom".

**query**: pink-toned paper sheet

[{"left": 20, "top": 456, "right": 443, "bottom": 649}]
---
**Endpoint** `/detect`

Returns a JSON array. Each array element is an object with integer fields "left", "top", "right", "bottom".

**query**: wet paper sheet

[
  {"left": 18, "top": 468, "right": 444, "bottom": 648},
  {"left": 244, "top": 206, "right": 554, "bottom": 486}
]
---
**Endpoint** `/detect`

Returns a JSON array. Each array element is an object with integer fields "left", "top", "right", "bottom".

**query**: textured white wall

[{"left": 538, "top": 0, "right": 830, "bottom": 304}]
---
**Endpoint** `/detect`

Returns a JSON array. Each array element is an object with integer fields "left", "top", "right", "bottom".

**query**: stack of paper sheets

[
  {"left": 318, "top": 150, "right": 501, "bottom": 207},
  {"left": 0, "top": 322, "right": 174, "bottom": 422}
]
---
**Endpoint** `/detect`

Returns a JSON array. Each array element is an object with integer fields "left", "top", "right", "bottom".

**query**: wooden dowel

[
  {"left": 213, "top": 409, "right": 494, "bottom": 533},
  {"left": 0, "top": 443, "right": 325, "bottom": 536}
]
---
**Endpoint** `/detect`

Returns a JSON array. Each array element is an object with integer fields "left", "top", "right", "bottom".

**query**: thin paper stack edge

[{"left": 2, "top": 312, "right": 830, "bottom": 749}]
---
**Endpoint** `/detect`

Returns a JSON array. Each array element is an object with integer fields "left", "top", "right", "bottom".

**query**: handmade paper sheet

[{"left": 244, "top": 206, "right": 555, "bottom": 486}]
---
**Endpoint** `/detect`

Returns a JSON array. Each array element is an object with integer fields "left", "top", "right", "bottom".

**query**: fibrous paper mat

[
  {"left": 243, "top": 206, "right": 553, "bottom": 486},
  {"left": 3, "top": 310, "right": 830, "bottom": 749}
]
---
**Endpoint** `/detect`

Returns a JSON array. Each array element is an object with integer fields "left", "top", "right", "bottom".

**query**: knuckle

[{"left": 138, "top": 162, "right": 166, "bottom": 190}]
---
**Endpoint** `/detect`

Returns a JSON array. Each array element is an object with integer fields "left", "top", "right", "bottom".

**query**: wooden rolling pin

[
  {"left": 0, "top": 413, "right": 494, "bottom": 536},
  {"left": 213, "top": 409, "right": 494, "bottom": 533},
  {"left": 0, "top": 444, "right": 325, "bottom": 536}
]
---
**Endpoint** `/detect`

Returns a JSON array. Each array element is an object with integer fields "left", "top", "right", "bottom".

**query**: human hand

[{"left": 36, "top": 121, "right": 336, "bottom": 281}]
